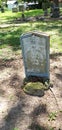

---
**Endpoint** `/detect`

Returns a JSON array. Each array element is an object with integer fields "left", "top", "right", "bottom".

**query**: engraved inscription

[{"left": 22, "top": 35, "right": 47, "bottom": 73}]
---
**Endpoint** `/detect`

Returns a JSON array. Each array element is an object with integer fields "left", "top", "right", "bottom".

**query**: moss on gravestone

[{"left": 23, "top": 82, "right": 49, "bottom": 97}]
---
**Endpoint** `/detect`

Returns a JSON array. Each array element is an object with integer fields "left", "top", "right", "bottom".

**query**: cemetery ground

[{"left": 0, "top": 10, "right": 62, "bottom": 130}]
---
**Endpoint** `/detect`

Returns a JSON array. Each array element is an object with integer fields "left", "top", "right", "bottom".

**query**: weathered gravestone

[
  {"left": 20, "top": 31, "right": 50, "bottom": 80},
  {"left": 12, "top": 7, "right": 18, "bottom": 12},
  {"left": 19, "top": 4, "right": 24, "bottom": 12}
]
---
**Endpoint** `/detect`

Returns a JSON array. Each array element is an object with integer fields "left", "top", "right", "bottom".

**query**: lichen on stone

[{"left": 23, "top": 82, "right": 47, "bottom": 96}]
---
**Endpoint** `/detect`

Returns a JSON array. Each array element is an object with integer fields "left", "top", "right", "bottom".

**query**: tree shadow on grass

[
  {"left": 35, "top": 20, "right": 62, "bottom": 31},
  {"left": 0, "top": 27, "right": 23, "bottom": 51},
  {"left": 0, "top": 19, "right": 62, "bottom": 51}
]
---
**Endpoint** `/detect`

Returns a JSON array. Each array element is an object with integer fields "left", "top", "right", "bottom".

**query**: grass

[
  {"left": 0, "top": 8, "right": 61, "bottom": 20},
  {"left": 12, "top": 128, "right": 19, "bottom": 130},
  {"left": 48, "top": 112, "right": 57, "bottom": 121},
  {"left": 0, "top": 9, "right": 62, "bottom": 57},
  {"left": 0, "top": 22, "right": 62, "bottom": 52},
  {"left": 25, "top": 9, "right": 44, "bottom": 17},
  {"left": 49, "top": 127, "right": 55, "bottom": 130},
  {"left": 0, "top": 11, "right": 21, "bottom": 24},
  {"left": 0, "top": 9, "right": 43, "bottom": 24},
  {"left": 0, "top": 7, "right": 62, "bottom": 24}
]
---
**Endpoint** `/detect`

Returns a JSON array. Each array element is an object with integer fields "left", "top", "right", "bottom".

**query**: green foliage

[
  {"left": 50, "top": 128, "right": 54, "bottom": 130},
  {"left": 12, "top": 128, "right": 19, "bottom": 130},
  {"left": 25, "top": 9, "right": 43, "bottom": 17},
  {"left": 0, "top": 0, "right": 7, "bottom": 5},
  {"left": 48, "top": 112, "right": 57, "bottom": 121},
  {"left": 0, "top": 0, "right": 2, "bottom": 5},
  {"left": 0, "top": 11, "right": 22, "bottom": 24}
]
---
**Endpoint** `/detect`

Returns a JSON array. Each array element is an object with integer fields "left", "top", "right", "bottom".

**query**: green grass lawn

[
  {"left": 0, "top": 9, "right": 62, "bottom": 58},
  {"left": 0, "top": 8, "right": 62, "bottom": 24},
  {"left": 0, "top": 9, "right": 44, "bottom": 24},
  {"left": 0, "top": 11, "right": 21, "bottom": 24}
]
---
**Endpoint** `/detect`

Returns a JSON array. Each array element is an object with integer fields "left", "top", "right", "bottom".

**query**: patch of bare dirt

[{"left": 0, "top": 52, "right": 62, "bottom": 130}]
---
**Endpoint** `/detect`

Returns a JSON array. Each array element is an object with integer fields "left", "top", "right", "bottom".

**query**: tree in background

[
  {"left": 42, "top": 0, "right": 50, "bottom": 16},
  {"left": 0, "top": 0, "right": 5, "bottom": 12},
  {"left": 50, "top": 0, "right": 60, "bottom": 17},
  {"left": 0, "top": 0, "right": 7, "bottom": 7},
  {"left": 53, "top": 0, "right": 59, "bottom": 6},
  {"left": 0, "top": 0, "right": 60, "bottom": 17}
]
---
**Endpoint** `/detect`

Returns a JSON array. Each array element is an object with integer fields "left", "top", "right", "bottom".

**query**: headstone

[
  {"left": 19, "top": 5, "right": 24, "bottom": 12},
  {"left": 1, "top": 7, "right": 4, "bottom": 13},
  {"left": 20, "top": 31, "right": 50, "bottom": 80},
  {"left": 12, "top": 7, "right": 18, "bottom": 12}
]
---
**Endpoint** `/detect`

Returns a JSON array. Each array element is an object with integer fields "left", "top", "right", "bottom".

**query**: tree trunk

[
  {"left": 51, "top": 0, "right": 60, "bottom": 18},
  {"left": 53, "top": 0, "right": 59, "bottom": 6}
]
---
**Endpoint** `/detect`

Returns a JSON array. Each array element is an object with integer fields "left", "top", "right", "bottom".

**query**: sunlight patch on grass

[
  {"left": 0, "top": 12, "right": 62, "bottom": 53},
  {"left": 25, "top": 9, "right": 44, "bottom": 17},
  {"left": 0, "top": 11, "right": 21, "bottom": 24},
  {"left": 0, "top": 9, "right": 44, "bottom": 24},
  {"left": 50, "top": 33, "right": 62, "bottom": 52}
]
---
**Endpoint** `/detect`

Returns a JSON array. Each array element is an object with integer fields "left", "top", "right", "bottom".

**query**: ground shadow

[
  {"left": 55, "top": 73, "right": 62, "bottom": 81},
  {"left": 29, "top": 104, "right": 49, "bottom": 130},
  {"left": 50, "top": 52, "right": 62, "bottom": 60},
  {"left": 0, "top": 89, "right": 5, "bottom": 96},
  {"left": 31, "top": 104, "right": 47, "bottom": 117},
  {"left": 0, "top": 96, "right": 26, "bottom": 130},
  {"left": 0, "top": 58, "right": 14, "bottom": 71},
  {"left": 0, "top": 27, "right": 23, "bottom": 51},
  {"left": 0, "top": 94, "right": 48, "bottom": 130},
  {"left": 29, "top": 122, "right": 48, "bottom": 130},
  {"left": 0, "top": 56, "right": 22, "bottom": 71},
  {"left": 9, "top": 73, "right": 23, "bottom": 88}
]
